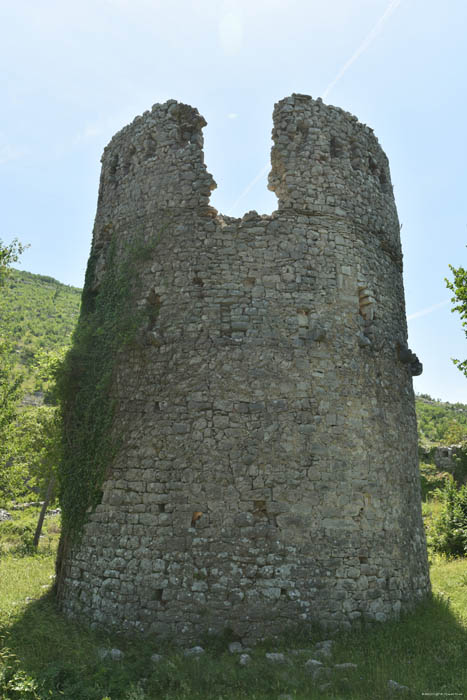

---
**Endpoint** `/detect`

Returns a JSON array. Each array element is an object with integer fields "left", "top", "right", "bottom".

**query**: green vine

[{"left": 57, "top": 229, "right": 155, "bottom": 545}]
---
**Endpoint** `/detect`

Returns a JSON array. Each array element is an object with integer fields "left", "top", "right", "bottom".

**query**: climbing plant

[{"left": 57, "top": 231, "right": 155, "bottom": 543}]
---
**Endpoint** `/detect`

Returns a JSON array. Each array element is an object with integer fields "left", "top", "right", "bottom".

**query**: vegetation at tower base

[
  {"left": 446, "top": 261, "right": 467, "bottom": 378},
  {"left": 56, "top": 231, "right": 155, "bottom": 556}
]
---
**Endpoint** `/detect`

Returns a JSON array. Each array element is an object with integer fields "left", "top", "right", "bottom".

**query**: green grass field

[{"left": 1, "top": 506, "right": 467, "bottom": 699}]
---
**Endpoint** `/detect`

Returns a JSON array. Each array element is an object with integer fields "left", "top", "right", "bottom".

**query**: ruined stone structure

[{"left": 57, "top": 94, "right": 430, "bottom": 640}]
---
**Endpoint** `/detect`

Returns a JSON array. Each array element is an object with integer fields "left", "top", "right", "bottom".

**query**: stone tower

[{"left": 56, "top": 94, "right": 430, "bottom": 640}]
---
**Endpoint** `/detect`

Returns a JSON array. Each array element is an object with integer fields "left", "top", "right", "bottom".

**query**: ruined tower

[{"left": 57, "top": 94, "right": 430, "bottom": 640}]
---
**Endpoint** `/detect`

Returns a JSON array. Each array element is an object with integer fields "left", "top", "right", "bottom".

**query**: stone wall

[{"left": 57, "top": 94, "right": 430, "bottom": 641}]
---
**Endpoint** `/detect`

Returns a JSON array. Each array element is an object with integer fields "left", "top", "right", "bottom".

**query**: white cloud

[{"left": 227, "top": 113, "right": 239, "bottom": 120}]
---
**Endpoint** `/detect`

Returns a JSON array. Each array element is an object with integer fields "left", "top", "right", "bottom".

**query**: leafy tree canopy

[{"left": 446, "top": 262, "right": 467, "bottom": 377}]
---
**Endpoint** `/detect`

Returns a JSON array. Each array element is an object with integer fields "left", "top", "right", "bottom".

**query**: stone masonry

[{"left": 57, "top": 94, "right": 430, "bottom": 641}]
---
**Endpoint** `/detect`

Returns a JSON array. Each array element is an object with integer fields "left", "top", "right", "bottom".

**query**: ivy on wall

[{"left": 57, "top": 230, "right": 155, "bottom": 546}]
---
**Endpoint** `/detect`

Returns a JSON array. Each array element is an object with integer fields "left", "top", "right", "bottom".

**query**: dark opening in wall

[
  {"left": 253, "top": 500, "right": 267, "bottom": 519},
  {"left": 154, "top": 589, "right": 163, "bottom": 601},
  {"left": 368, "top": 156, "right": 378, "bottom": 174},
  {"left": 330, "top": 136, "right": 343, "bottom": 158},
  {"left": 191, "top": 511, "right": 203, "bottom": 527},
  {"left": 123, "top": 145, "right": 136, "bottom": 174},
  {"left": 158, "top": 503, "right": 166, "bottom": 513},
  {"left": 144, "top": 136, "right": 157, "bottom": 159},
  {"left": 109, "top": 154, "right": 119, "bottom": 177},
  {"left": 379, "top": 169, "right": 389, "bottom": 193}
]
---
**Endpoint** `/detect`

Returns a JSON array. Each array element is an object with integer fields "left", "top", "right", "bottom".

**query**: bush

[{"left": 430, "top": 476, "right": 467, "bottom": 557}]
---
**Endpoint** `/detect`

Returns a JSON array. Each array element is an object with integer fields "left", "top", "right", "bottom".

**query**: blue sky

[{"left": 1, "top": 0, "right": 466, "bottom": 402}]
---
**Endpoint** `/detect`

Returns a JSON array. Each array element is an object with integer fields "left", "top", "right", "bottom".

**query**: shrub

[{"left": 429, "top": 475, "right": 467, "bottom": 557}]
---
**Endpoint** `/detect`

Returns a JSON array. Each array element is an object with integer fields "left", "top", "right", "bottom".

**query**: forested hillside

[
  {"left": 416, "top": 394, "right": 467, "bottom": 446},
  {"left": 1, "top": 269, "right": 81, "bottom": 394}
]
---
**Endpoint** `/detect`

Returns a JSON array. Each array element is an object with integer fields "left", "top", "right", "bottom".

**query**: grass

[{"left": 1, "top": 507, "right": 467, "bottom": 699}]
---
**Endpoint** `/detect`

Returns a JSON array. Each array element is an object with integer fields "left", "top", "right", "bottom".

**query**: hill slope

[{"left": 1, "top": 268, "right": 81, "bottom": 392}]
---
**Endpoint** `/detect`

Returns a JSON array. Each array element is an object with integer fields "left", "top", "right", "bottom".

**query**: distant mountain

[{"left": 1, "top": 269, "right": 81, "bottom": 393}]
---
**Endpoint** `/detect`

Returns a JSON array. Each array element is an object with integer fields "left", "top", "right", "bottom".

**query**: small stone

[
  {"left": 313, "top": 646, "right": 332, "bottom": 660},
  {"left": 228, "top": 642, "right": 243, "bottom": 653},
  {"left": 314, "top": 666, "right": 332, "bottom": 681},
  {"left": 184, "top": 646, "right": 205, "bottom": 656},
  {"left": 150, "top": 653, "right": 163, "bottom": 663},
  {"left": 334, "top": 662, "right": 357, "bottom": 670},
  {"left": 98, "top": 647, "right": 124, "bottom": 661},
  {"left": 319, "top": 683, "right": 332, "bottom": 692},
  {"left": 278, "top": 694, "right": 293, "bottom": 700},
  {"left": 239, "top": 653, "right": 251, "bottom": 666},
  {"left": 388, "top": 679, "right": 409, "bottom": 692},
  {"left": 315, "top": 640, "right": 334, "bottom": 649},
  {"left": 265, "top": 652, "right": 286, "bottom": 663},
  {"left": 305, "top": 659, "right": 332, "bottom": 681}
]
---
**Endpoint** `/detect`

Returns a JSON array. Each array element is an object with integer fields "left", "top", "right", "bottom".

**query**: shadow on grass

[{"left": 1, "top": 590, "right": 467, "bottom": 699}]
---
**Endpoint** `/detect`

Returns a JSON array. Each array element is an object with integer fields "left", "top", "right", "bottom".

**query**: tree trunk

[{"left": 33, "top": 475, "right": 55, "bottom": 548}]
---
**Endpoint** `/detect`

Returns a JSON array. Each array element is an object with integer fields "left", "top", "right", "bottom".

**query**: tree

[
  {"left": 0, "top": 238, "right": 25, "bottom": 283},
  {"left": 446, "top": 262, "right": 467, "bottom": 377},
  {"left": 0, "top": 239, "right": 27, "bottom": 502}
]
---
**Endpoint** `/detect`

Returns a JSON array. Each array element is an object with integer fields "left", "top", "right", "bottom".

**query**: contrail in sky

[
  {"left": 407, "top": 300, "right": 451, "bottom": 321},
  {"left": 322, "top": 0, "right": 403, "bottom": 100},
  {"left": 227, "top": 0, "right": 403, "bottom": 214},
  {"left": 227, "top": 163, "right": 270, "bottom": 215}
]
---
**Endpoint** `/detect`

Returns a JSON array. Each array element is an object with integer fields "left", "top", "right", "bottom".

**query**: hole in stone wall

[
  {"left": 297, "top": 119, "right": 309, "bottom": 139},
  {"left": 379, "top": 169, "right": 389, "bottom": 192},
  {"left": 109, "top": 154, "right": 119, "bottom": 177},
  {"left": 191, "top": 511, "right": 203, "bottom": 527},
  {"left": 350, "top": 141, "right": 361, "bottom": 170},
  {"left": 146, "top": 291, "right": 161, "bottom": 330},
  {"left": 368, "top": 156, "right": 378, "bottom": 174},
  {"left": 359, "top": 555, "right": 368, "bottom": 564},
  {"left": 220, "top": 303, "right": 232, "bottom": 337},
  {"left": 123, "top": 145, "right": 136, "bottom": 174},
  {"left": 253, "top": 500, "right": 268, "bottom": 519},
  {"left": 144, "top": 136, "right": 157, "bottom": 159},
  {"left": 193, "top": 274, "right": 204, "bottom": 287},
  {"left": 330, "top": 136, "right": 343, "bottom": 158},
  {"left": 158, "top": 503, "right": 166, "bottom": 513},
  {"left": 280, "top": 588, "right": 287, "bottom": 597},
  {"left": 154, "top": 589, "right": 163, "bottom": 601}
]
